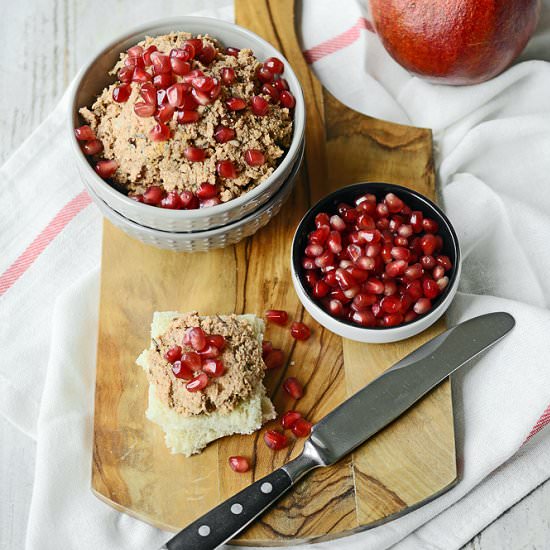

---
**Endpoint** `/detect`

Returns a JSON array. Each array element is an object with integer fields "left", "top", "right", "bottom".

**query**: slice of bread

[{"left": 136, "top": 311, "right": 276, "bottom": 457}]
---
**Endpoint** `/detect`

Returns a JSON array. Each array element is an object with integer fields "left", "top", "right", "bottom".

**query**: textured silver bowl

[
  {"left": 87, "top": 140, "right": 304, "bottom": 252},
  {"left": 69, "top": 16, "right": 305, "bottom": 232}
]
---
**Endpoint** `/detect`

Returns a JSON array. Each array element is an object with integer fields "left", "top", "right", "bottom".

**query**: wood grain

[{"left": 92, "top": 0, "right": 456, "bottom": 544}]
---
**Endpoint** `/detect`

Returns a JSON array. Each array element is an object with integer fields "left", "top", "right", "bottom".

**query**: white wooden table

[{"left": 0, "top": 1, "right": 548, "bottom": 549}]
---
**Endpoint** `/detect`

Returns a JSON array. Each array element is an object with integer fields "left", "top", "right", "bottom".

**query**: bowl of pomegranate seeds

[
  {"left": 291, "top": 182, "right": 461, "bottom": 343},
  {"left": 69, "top": 17, "right": 304, "bottom": 236}
]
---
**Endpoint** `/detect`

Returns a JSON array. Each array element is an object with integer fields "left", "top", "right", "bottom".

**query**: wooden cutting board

[{"left": 92, "top": 0, "right": 457, "bottom": 544}]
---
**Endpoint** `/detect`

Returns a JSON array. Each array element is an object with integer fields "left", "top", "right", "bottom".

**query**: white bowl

[
  {"left": 88, "top": 140, "right": 303, "bottom": 252},
  {"left": 291, "top": 182, "right": 462, "bottom": 344},
  {"left": 69, "top": 16, "right": 305, "bottom": 232}
]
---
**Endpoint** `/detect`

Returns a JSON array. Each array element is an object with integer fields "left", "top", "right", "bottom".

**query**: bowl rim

[
  {"left": 291, "top": 181, "right": 461, "bottom": 333},
  {"left": 86, "top": 138, "right": 304, "bottom": 238},
  {"left": 68, "top": 15, "right": 305, "bottom": 219}
]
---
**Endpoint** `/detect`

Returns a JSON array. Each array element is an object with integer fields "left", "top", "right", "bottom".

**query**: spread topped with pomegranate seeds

[
  {"left": 77, "top": 32, "right": 294, "bottom": 208},
  {"left": 143, "top": 312, "right": 266, "bottom": 416}
]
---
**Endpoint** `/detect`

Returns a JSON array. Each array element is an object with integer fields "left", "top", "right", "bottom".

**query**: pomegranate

[
  {"left": 283, "top": 377, "right": 304, "bottom": 399},
  {"left": 196, "top": 183, "right": 218, "bottom": 200},
  {"left": 172, "top": 361, "right": 194, "bottom": 380},
  {"left": 250, "top": 95, "right": 269, "bottom": 116},
  {"left": 164, "top": 345, "right": 182, "bottom": 364},
  {"left": 281, "top": 410, "right": 302, "bottom": 429},
  {"left": 143, "top": 185, "right": 164, "bottom": 205},
  {"left": 264, "top": 430, "right": 289, "bottom": 450},
  {"left": 291, "top": 418, "right": 312, "bottom": 438},
  {"left": 95, "top": 160, "right": 118, "bottom": 178},
  {"left": 177, "top": 110, "right": 200, "bottom": 124},
  {"left": 214, "top": 124, "right": 235, "bottom": 143},
  {"left": 263, "top": 348, "right": 285, "bottom": 370},
  {"left": 244, "top": 149, "right": 265, "bottom": 166},
  {"left": 226, "top": 97, "right": 247, "bottom": 111},
  {"left": 202, "top": 358, "right": 224, "bottom": 377},
  {"left": 186, "top": 372, "right": 209, "bottom": 392},
  {"left": 369, "top": 0, "right": 541, "bottom": 85},
  {"left": 82, "top": 139, "right": 103, "bottom": 156},
  {"left": 216, "top": 160, "right": 238, "bottom": 179},
  {"left": 112, "top": 84, "right": 131, "bottom": 103},
  {"left": 290, "top": 322, "right": 311, "bottom": 341},
  {"left": 184, "top": 146, "right": 206, "bottom": 162},
  {"left": 74, "top": 125, "right": 95, "bottom": 141},
  {"left": 229, "top": 456, "right": 251, "bottom": 473},
  {"left": 265, "top": 309, "right": 288, "bottom": 325}
]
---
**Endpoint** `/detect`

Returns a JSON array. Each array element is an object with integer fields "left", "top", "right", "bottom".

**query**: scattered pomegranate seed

[
  {"left": 244, "top": 149, "right": 265, "bottom": 166},
  {"left": 112, "top": 84, "right": 131, "bottom": 103},
  {"left": 149, "top": 122, "right": 171, "bottom": 142},
  {"left": 261, "top": 83, "right": 280, "bottom": 103},
  {"left": 177, "top": 110, "right": 200, "bottom": 124},
  {"left": 198, "top": 344, "right": 221, "bottom": 358},
  {"left": 82, "top": 139, "right": 103, "bottom": 156},
  {"left": 264, "top": 429, "right": 289, "bottom": 450},
  {"left": 74, "top": 125, "right": 95, "bottom": 141},
  {"left": 264, "top": 348, "right": 285, "bottom": 370},
  {"left": 214, "top": 124, "right": 235, "bottom": 143},
  {"left": 197, "top": 43, "right": 217, "bottom": 65},
  {"left": 143, "top": 185, "right": 164, "bottom": 205},
  {"left": 264, "top": 57, "right": 284, "bottom": 74},
  {"left": 279, "top": 90, "right": 296, "bottom": 109},
  {"left": 290, "top": 322, "right": 311, "bottom": 340},
  {"left": 164, "top": 345, "right": 182, "bottom": 364},
  {"left": 184, "top": 146, "right": 206, "bottom": 162},
  {"left": 216, "top": 160, "right": 238, "bottom": 179},
  {"left": 229, "top": 456, "right": 250, "bottom": 473},
  {"left": 262, "top": 341, "right": 273, "bottom": 359},
  {"left": 225, "top": 47, "right": 240, "bottom": 57},
  {"left": 250, "top": 95, "right": 269, "bottom": 116},
  {"left": 117, "top": 66, "right": 134, "bottom": 83},
  {"left": 95, "top": 159, "right": 118, "bottom": 179},
  {"left": 134, "top": 102, "right": 156, "bottom": 117},
  {"left": 256, "top": 65, "right": 274, "bottom": 83},
  {"left": 221, "top": 67, "right": 236, "bottom": 85},
  {"left": 202, "top": 358, "right": 224, "bottom": 378},
  {"left": 423, "top": 278, "right": 440, "bottom": 299},
  {"left": 291, "top": 418, "right": 312, "bottom": 438},
  {"left": 172, "top": 360, "right": 194, "bottom": 380},
  {"left": 283, "top": 377, "right": 304, "bottom": 399},
  {"left": 196, "top": 182, "right": 218, "bottom": 200},
  {"left": 414, "top": 298, "right": 432, "bottom": 315},
  {"left": 186, "top": 372, "right": 209, "bottom": 392},
  {"left": 226, "top": 97, "right": 247, "bottom": 111},
  {"left": 206, "top": 334, "right": 225, "bottom": 350},
  {"left": 155, "top": 104, "right": 175, "bottom": 124},
  {"left": 160, "top": 192, "right": 182, "bottom": 210},
  {"left": 265, "top": 309, "right": 288, "bottom": 325},
  {"left": 180, "top": 190, "right": 199, "bottom": 209},
  {"left": 273, "top": 78, "right": 289, "bottom": 91},
  {"left": 281, "top": 410, "right": 302, "bottom": 429}
]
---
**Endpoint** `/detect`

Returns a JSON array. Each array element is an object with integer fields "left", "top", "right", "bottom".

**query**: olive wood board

[{"left": 92, "top": 0, "right": 457, "bottom": 544}]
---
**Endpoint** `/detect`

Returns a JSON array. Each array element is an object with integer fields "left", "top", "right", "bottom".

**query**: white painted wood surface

[{"left": 0, "top": 1, "right": 549, "bottom": 549}]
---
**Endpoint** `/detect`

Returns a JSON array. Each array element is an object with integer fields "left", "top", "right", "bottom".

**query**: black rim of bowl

[{"left": 292, "top": 182, "right": 461, "bottom": 330}]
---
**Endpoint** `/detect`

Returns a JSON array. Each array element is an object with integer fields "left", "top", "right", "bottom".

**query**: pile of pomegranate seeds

[
  {"left": 301, "top": 192, "right": 453, "bottom": 328},
  {"left": 77, "top": 37, "right": 296, "bottom": 210},
  {"left": 164, "top": 326, "right": 226, "bottom": 393}
]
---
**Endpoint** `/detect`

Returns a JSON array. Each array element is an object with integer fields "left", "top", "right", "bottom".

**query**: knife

[{"left": 159, "top": 311, "right": 514, "bottom": 550}]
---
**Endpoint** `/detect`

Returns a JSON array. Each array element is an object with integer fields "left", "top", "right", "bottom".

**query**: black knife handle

[{"left": 162, "top": 468, "right": 292, "bottom": 550}]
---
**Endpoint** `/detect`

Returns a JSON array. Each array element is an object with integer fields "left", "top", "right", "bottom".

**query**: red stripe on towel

[
  {"left": 0, "top": 190, "right": 91, "bottom": 297},
  {"left": 303, "top": 17, "right": 374, "bottom": 64},
  {"left": 523, "top": 404, "right": 550, "bottom": 444}
]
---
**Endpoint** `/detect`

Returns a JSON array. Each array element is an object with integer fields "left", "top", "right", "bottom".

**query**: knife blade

[{"left": 160, "top": 311, "right": 514, "bottom": 550}]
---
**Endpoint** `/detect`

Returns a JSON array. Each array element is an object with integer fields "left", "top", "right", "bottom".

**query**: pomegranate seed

[
  {"left": 398, "top": 224, "right": 413, "bottom": 238},
  {"left": 184, "top": 327, "right": 207, "bottom": 351},
  {"left": 216, "top": 160, "right": 238, "bottom": 179},
  {"left": 149, "top": 123, "right": 170, "bottom": 142},
  {"left": 132, "top": 67, "right": 152, "bottom": 83},
  {"left": 95, "top": 159, "right": 118, "bottom": 178},
  {"left": 410, "top": 211, "right": 424, "bottom": 232},
  {"left": 384, "top": 280, "right": 398, "bottom": 296},
  {"left": 164, "top": 345, "right": 182, "bottom": 363},
  {"left": 413, "top": 298, "right": 432, "bottom": 314},
  {"left": 328, "top": 299, "right": 345, "bottom": 317},
  {"left": 302, "top": 257, "right": 316, "bottom": 270},
  {"left": 365, "top": 278, "right": 385, "bottom": 294},
  {"left": 310, "top": 225, "right": 330, "bottom": 244},
  {"left": 404, "top": 263, "right": 424, "bottom": 280},
  {"left": 326, "top": 231, "right": 342, "bottom": 254},
  {"left": 178, "top": 191, "right": 198, "bottom": 209},
  {"left": 406, "top": 280, "right": 424, "bottom": 301},
  {"left": 150, "top": 51, "right": 171, "bottom": 74},
  {"left": 324, "top": 271, "right": 338, "bottom": 287},
  {"left": 381, "top": 295, "right": 401, "bottom": 314},
  {"left": 365, "top": 244, "right": 381, "bottom": 258},
  {"left": 264, "top": 430, "right": 289, "bottom": 450},
  {"left": 154, "top": 72, "right": 175, "bottom": 89},
  {"left": 199, "top": 344, "right": 221, "bottom": 358},
  {"left": 383, "top": 313, "right": 404, "bottom": 327},
  {"left": 376, "top": 202, "right": 389, "bottom": 218},
  {"left": 164, "top": 83, "right": 185, "bottom": 107},
  {"left": 264, "top": 348, "right": 285, "bottom": 369},
  {"left": 264, "top": 56, "right": 284, "bottom": 74},
  {"left": 74, "top": 125, "right": 95, "bottom": 141},
  {"left": 437, "top": 276, "right": 449, "bottom": 291},
  {"left": 191, "top": 75, "right": 214, "bottom": 92},
  {"left": 273, "top": 78, "right": 289, "bottom": 91},
  {"left": 184, "top": 146, "right": 206, "bottom": 162},
  {"left": 281, "top": 410, "right": 302, "bottom": 429},
  {"left": 435, "top": 236, "right": 444, "bottom": 252},
  {"left": 160, "top": 191, "right": 182, "bottom": 209},
  {"left": 181, "top": 68, "right": 204, "bottom": 84},
  {"left": 139, "top": 82, "right": 157, "bottom": 105},
  {"left": 134, "top": 102, "right": 156, "bottom": 117},
  {"left": 142, "top": 185, "right": 164, "bottom": 205},
  {"left": 226, "top": 97, "right": 247, "bottom": 111},
  {"left": 419, "top": 234, "right": 437, "bottom": 256},
  {"left": 143, "top": 45, "right": 158, "bottom": 66},
  {"left": 423, "top": 278, "right": 440, "bottom": 299},
  {"left": 82, "top": 139, "right": 103, "bottom": 156},
  {"left": 155, "top": 104, "right": 175, "bottom": 125},
  {"left": 404, "top": 310, "right": 418, "bottom": 323},
  {"left": 385, "top": 260, "right": 407, "bottom": 277},
  {"left": 292, "top": 418, "right": 312, "bottom": 437},
  {"left": 433, "top": 265, "right": 445, "bottom": 280},
  {"left": 244, "top": 149, "right": 265, "bottom": 166},
  {"left": 423, "top": 218, "right": 439, "bottom": 233},
  {"left": 200, "top": 197, "right": 221, "bottom": 208},
  {"left": 352, "top": 293, "right": 377, "bottom": 311},
  {"left": 372, "top": 302, "right": 383, "bottom": 318},
  {"left": 127, "top": 45, "right": 143, "bottom": 58},
  {"left": 197, "top": 43, "right": 217, "bottom": 65},
  {"left": 202, "top": 358, "right": 224, "bottom": 378},
  {"left": 250, "top": 95, "right": 270, "bottom": 116},
  {"left": 228, "top": 456, "right": 250, "bottom": 473},
  {"left": 436, "top": 255, "right": 453, "bottom": 271},
  {"left": 262, "top": 341, "right": 273, "bottom": 359},
  {"left": 125, "top": 55, "right": 144, "bottom": 69},
  {"left": 351, "top": 309, "right": 376, "bottom": 326},
  {"left": 221, "top": 67, "right": 236, "bottom": 85},
  {"left": 195, "top": 182, "right": 217, "bottom": 200},
  {"left": 117, "top": 66, "right": 133, "bottom": 83},
  {"left": 256, "top": 65, "right": 274, "bottom": 83},
  {"left": 283, "top": 376, "right": 304, "bottom": 399},
  {"left": 171, "top": 57, "right": 191, "bottom": 75},
  {"left": 385, "top": 193, "right": 404, "bottom": 213},
  {"left": 182, "top": 39, "right": 201, "bottom": 58},
  {"left": 390, "top": 246, "right": 410, "bottom": 261},
  {"left": 214, "top": 124, "right": 235, "bottom": 143},
  {"left": 315, "top": 213, "right": 330, "bottom": 227},
  {"left": 315, "top": 250, "right": 335, "bottom": 269},
  {"left": 421, "top": 255, "right": 437, "bottom": 270},
  {"left": 206, "top": 334, "right": 226, "bottom": 350},
  {"left": 357, "top": 213, "right": 375, "bottom": 230},
  {"left": 186, "top": 372, "right": 209, "bottom": 392},
  {"left": 180, "top": 351, "right": 202, "bottom": 372},
  {"left": 279, "top": 90, "right": 296, "bottom": 109},
  {"left": 265, "top": 309, "right": 288, "bottom": 325},
  {"left": 177, "top": 110, "right": 200, "bottom": 126},
  {"left": 313, "top": 280, "right": 330, "bottom": 298},
  {"left": 225, "top": 47, "right": 240, "bottom": 57},
  {"left": 330, "top": 215, "right": 346, "bottom": 232},
  {"left": 335, "top": 268, "right": 358, "bottom": 290},
  {"left": 112, "top": 84, "right": 131, "bottom": 103},
  {"left": 172, "top": 360, "right": 194, "bottom": 380},
  {"left": 261, "top": 83, "right": 280, "bottom": 103},
  {"left": 305, "top": 243, "right": 324, "bottom": 257},
  {"left": 290, "top": 322, "right": 311, "bottom": 341}
]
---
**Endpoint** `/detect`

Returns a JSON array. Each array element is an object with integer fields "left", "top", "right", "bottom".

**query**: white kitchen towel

[{"left": 1, "top": 0, "right": 550, "bottom": 548}]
